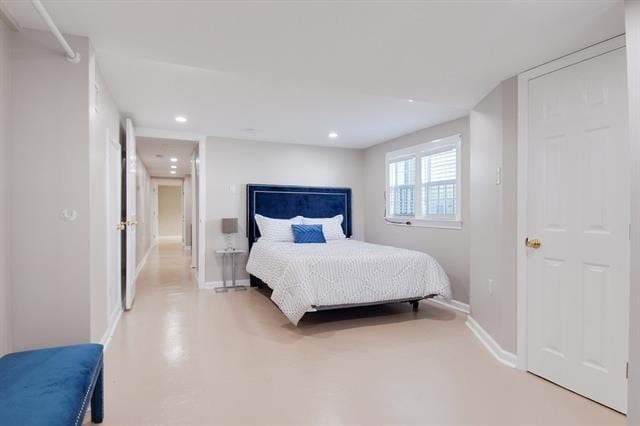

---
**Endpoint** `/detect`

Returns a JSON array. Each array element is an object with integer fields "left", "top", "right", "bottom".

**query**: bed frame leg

[{"left": 411, "top": 301, "right": 419, "bottom": 312}]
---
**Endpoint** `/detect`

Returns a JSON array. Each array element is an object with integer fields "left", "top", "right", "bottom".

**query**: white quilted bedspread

[{"left": 246, "top": 239, "right": 452, "bottom": 325}]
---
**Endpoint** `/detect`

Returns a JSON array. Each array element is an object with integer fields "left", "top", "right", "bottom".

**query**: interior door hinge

[{"left": 626, "top": 362, "right": 629, "bottom": 379}]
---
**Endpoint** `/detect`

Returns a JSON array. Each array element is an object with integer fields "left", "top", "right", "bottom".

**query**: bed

[{"left": 245, "top": 184, "right": 452, "bottom": 324}]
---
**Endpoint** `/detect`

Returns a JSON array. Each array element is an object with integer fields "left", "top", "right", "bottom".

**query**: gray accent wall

[
  {"left": 625, "top": 0, "right": 640, "bottom": 422},
  {"left": 9, "top": 30, "right": 92, "bottom": 350},
  {"left": 469, "top": 77, "right": 518, "bottom": 353},
  {"left": 205, "top": 137, "right": 365, "bottom": 284},
  {"left": 363, "top": 117, "right": 471, "bottom": 303},
  {"left": 7, "top": 29, "right": 121, "bottom": 350},
  {"left": 0, "top": 19, "right": 10, "bottom": 356}
]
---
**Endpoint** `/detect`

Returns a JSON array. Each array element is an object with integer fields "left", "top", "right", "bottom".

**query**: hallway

[{"left": 100, "top": 241, "right": 625, "bottom": 425}]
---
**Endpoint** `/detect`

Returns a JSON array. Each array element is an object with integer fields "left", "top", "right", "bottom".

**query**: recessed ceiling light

[
  {"left": 170, "top": 171, "right": 177, "bottom": 175},
  {"left": 328, "top": 132, "right": 339, "bottom": 139},
  {"left": 175, "top": 116, "right": 187, "bottom": 123},
  {"left": 170, "top": 158, "right": 178, "bottom": 162},
  {"left": 407, "top": 99, "right": 415, "bottom": 103},
  {"left": 170, "top": 165, "right": 177, "bottom": 169}
]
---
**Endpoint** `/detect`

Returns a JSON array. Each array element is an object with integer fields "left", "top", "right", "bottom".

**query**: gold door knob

[
  {"left": 116, "top": 221, "right": 126, "bottom": 231},
  {"left": 525, "top": 238, "right": 542, "bottom": 249}
]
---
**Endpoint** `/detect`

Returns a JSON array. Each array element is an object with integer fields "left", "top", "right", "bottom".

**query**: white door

[
  {"left": 106, "top": 135, "right": 122, "bottom": 317},
  {"left": 125, "top": 119, "right": 137, "bottom": 310},
  {"left": 527, "top": 48, "right": 629, "bottom": 412}
]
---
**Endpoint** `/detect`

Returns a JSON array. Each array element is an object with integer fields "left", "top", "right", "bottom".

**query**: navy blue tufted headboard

[{"left": 246, "top": 184, "right": 352, "bottom": 250}]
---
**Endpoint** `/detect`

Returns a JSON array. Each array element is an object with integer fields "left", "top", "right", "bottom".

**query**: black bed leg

[{"left": 411, "top": 301, "right": 419, "bottom": 312}]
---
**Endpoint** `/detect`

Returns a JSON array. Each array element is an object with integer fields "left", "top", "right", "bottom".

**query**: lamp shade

[{"left": 221, "top": 218, "right": 238, "bottom": 234}]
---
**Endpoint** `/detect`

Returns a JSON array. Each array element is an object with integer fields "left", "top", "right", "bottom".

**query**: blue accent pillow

[{"left": 291, "top": 224, "right": 326, "bottom": 244}]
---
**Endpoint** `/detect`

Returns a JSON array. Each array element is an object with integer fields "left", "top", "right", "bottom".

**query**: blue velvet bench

[{"left": 0, "top": 343, "right": 104, "bottom": 426}]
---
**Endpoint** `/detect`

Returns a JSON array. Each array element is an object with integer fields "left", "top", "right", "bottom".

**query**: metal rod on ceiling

[{"left": 31, "top": 0, "right": 80, "bottom": 63}]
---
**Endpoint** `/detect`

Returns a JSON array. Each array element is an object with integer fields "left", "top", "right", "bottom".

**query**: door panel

[
  {"left": 125, "top": 119, "right": 137, "bottom": 310},
  {"left": 527, "top": 48, "right": 629, "bottom": 412},
  {"left": 107, "top": 136, "right": 122, "bottom": 317}
]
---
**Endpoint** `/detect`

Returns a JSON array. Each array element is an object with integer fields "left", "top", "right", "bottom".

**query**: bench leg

[{"left": 91, "top": 364, "right": 104, "bottom": 423}]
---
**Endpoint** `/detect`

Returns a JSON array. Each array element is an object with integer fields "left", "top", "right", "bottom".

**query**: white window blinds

[
  {"left": 388, "top": 156, "right": 415, "bottom": 216},
  {"left": 385, "top": 134, "right": 461, "bottom": 227},
  {"left": 421, "top": 147, "right": 457, "bottom": 217}
]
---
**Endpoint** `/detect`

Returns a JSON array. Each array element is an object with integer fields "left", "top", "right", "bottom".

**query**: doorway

[
  {"left": 156, "top": 181, "right": 184, "bottom": 240},
  {"left": 106, "top": 129, "right": 123, "bottom": 322},
  {"left": 135, "top": 136, "right": 198, "bottom": 264},
  {"left": 119, "top": 124, "right": 127, "bottom": 309},
  {"left": 518, "top": 37, "right": 629, "bottom": 413}
]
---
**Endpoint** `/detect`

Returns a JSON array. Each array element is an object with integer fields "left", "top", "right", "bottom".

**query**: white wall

[
  {"left": 183, "top": 175, "right": 193, "bottom": 247},
  {"left": 9, "top": 30, "right": 92, "bottom": 350},
  {"left": 469, "top": 77, "right": 518, "bottom": 353},
  {"left": 136, "top": 158, "right": 153, "bottom": 267},
  {"left": 192, "top": 148, "right": 199, "bottom": 269},
  {"left": 0, "top": 19, "right": 11, "bottom": 356},
  {"left": 363, "top": 117, "right": 470, "bottom": 303},
  {"left": 158, "top": 185, "right": 182, "bottom": 236},
  {"left": 205, "top": 137, "right": 365, "bottom": 283},
  {"left": 625, "top": 0, "right": 640, "bottom": 423}
]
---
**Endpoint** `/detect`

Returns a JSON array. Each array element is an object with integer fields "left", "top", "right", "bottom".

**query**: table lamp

[{"left": 222, "top": 218, "right": 238, "bottom": 251}]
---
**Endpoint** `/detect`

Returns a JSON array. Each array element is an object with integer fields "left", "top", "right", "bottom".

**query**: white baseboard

[
  {"left": 428, "top": 297, "right": 470, "bottom": 314},
  {"left": 466, "top": 316, "right": 517, "bottom": 368},
  {"left": 200, "top": 279, "right": 250, "bottom": 290},
  {"left": 135, "top": 242, "right": 155, "bottom": 280},
  {"left": 100, "top": 306, "right": 122, "bottom": 350}
]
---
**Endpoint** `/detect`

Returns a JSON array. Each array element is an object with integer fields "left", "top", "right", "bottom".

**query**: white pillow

[
  {"left": 302, "top": 215, "right": 346, "bottom": 240},
  {"left": 255, "top": 214, "right": 302, "bottom": 242}
]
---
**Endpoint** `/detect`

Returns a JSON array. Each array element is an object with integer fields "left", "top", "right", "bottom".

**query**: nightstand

[{"left": 214, "top": 249, "right": 248, "bottom": 292}]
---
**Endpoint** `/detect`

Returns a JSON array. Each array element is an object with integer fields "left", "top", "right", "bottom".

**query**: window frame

[{"left": 385, "top": 134, "right": 462, "bottom": 230}]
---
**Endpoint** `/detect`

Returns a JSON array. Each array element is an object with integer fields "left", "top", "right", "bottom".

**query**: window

[
  {"left": 385, "top": 134, "right": 462, "bottom": 229},
  {"left": 388, "top": 156, "right": 415, "bottom": 216}
]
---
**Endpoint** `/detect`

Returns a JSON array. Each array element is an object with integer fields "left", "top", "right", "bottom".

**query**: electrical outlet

[{"left": 488, "top": 278, "right": 494, "bottom": 295}]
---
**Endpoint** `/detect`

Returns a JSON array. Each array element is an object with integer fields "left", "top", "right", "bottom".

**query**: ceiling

[
  {"left": 137, "top": 137, "right": 196, "bottom": 179},
  {"left": 2, "top": 1, "right": 625, "bottom": 148}
]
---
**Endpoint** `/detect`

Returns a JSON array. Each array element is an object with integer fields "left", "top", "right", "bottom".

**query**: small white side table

[{"left": 215, "top": 249, "right": 248, "bottom": 292}]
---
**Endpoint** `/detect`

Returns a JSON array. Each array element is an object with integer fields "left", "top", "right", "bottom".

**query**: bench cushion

[{"left": 0, "top": 343, "right": 103, "bottom": 426}]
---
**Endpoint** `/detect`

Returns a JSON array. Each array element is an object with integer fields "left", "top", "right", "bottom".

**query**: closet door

[{"left": 526, "top": 47, "right": 630, "bottom": 412}]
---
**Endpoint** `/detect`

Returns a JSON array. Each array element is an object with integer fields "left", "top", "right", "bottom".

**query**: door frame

[
  {"left": 152, "top": 181, "right": 158, "bottom": 243},
  {"left": 516, "top": 35, "right": 626, "bottom": 371},
  {"left": 135, "top": 127, "right": 207, "bottom": 287}
]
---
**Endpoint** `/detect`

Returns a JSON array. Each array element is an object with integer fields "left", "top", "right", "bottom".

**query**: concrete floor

[{"left": 98, "top": 241, "right": 626, "bottom": 425}]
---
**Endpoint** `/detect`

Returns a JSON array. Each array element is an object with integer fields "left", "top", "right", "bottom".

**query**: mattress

[{"left": 246, "top": 239, "right": 451, "bottom": 324}]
